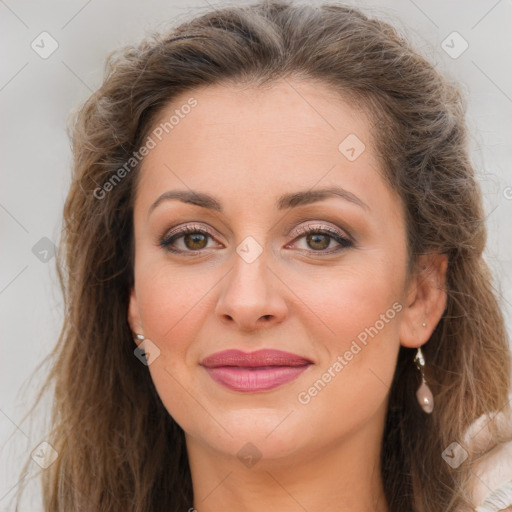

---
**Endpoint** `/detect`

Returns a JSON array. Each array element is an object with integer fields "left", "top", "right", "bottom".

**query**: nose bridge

[{"left": 215, "top": 238, "right": 287, "bottom": 329}]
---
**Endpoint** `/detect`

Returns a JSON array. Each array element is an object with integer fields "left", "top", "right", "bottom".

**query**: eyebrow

[{"left": 148, "top": 186, "right": 369, "bottom": 216}]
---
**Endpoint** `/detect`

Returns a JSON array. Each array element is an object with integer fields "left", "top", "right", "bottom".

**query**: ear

[
  {"left": 399, "top": 252, "right": 448, "bottom": 349},
  {"left": 128, "top": 287, "right": 144, "bottom": 346}
]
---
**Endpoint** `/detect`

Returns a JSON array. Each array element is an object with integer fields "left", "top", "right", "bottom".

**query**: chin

[{"left": 186, "top": 407, "right": 309, "bottom": 460}]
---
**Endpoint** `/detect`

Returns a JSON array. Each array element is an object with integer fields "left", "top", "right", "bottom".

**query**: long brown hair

[{"left": 15, "top": 1, "right": 511, "bottom": 511}]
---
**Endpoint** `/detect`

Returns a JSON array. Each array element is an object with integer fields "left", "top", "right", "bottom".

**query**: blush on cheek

[
  {"left": 135, "top": 266, "right": 203, "bottom": 338},
  {"left": 310, "top": 276, "right": 399, "bottom": 346},
  {"left": 134, "top": 253, "right": 236, "bottom": 353}
]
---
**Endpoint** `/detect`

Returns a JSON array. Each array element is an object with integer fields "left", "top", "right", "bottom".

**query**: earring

[
  {"left": 414, "top": 347, "right": 434, "bottom": 414},
  {"left": 133, "top": 333, "right": 144, "bottom": 342}
]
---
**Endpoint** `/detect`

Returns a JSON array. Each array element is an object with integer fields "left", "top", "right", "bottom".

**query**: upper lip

[{"left": 200, "top": 349, "right": 313, "bottom": 368}]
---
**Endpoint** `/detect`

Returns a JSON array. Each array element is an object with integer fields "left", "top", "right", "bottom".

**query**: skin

[{"left": 128, "top": 79, "right": 447, "bottom": 512}]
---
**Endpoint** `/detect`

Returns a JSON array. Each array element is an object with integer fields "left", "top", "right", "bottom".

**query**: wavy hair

[{"left": 15, "top": 1, "right": 511, "bottom": 511}]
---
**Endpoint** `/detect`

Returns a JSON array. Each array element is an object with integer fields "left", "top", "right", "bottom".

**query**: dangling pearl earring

[{"left": 414, "top": 347, "right": 434, "bottom": 414}]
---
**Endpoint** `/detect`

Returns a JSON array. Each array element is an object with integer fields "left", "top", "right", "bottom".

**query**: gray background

[{"left": 1, "top": 0, "right": 511, "bottom": 510}]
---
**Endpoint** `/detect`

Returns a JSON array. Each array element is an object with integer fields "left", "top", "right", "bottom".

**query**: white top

[{"left": 464, "top": 405, "right": 512, "bottom": 511}]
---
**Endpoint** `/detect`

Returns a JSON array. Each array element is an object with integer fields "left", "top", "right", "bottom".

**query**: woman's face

[{"left": 129, "top": 79, "right": 425, "bottom": 466}]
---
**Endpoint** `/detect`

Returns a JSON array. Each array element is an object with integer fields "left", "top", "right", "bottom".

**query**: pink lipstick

[{"left": 200, "top": 349, "right": 312, "bottom": 392}]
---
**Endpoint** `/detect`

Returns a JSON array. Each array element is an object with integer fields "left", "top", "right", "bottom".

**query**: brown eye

[
  {"left": 306, "top": 233, "right": 331, "bottom": 250},
  {"left": 160, "top": 225, "right": 219, "bottom": 254},
  {"left": 183, "top": 232, "right": 208, "bottom": 250},
  {"left": 288, "top": 224, "right": 353, "bottom": 254}
]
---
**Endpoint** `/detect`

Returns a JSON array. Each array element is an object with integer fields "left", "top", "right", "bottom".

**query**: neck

[{"left": 185, "top": 415, "right": 389, "bottom": 512}]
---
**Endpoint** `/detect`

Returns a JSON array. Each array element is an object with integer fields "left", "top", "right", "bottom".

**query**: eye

[
  {"left": 159, "top": 222, "right": 353, "bottom": 255},
  {"left": 286, "top": 223, "right": 353, "bottom": 254},
  {"left": 159, "top": 224, "right": 221, "bottom": 254}
]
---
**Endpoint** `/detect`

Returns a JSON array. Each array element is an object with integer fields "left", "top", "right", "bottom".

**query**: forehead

[
  {"left": 147, "top": 79, "right": 373, "bottom": 156},
  {"left": 134, "top": 79, "right": 393, "bottom": 218}
]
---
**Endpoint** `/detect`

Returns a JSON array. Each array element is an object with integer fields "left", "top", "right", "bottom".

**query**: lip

[{"left": 200, "top": 349, "right": 313, "bottom": 392}]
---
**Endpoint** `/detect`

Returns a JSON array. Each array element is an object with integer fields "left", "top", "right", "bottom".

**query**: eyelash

[{"left": 159, "top": 223, "right": 353, "bottom": 255}]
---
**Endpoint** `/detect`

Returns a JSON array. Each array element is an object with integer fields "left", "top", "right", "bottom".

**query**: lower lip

[{"left": 203, "top": 365, "right": 311, "bottom": 392}]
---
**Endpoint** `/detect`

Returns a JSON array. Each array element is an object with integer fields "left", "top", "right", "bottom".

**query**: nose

[{"left": 215, "top": 249, "right": 288, "bottom": 332}]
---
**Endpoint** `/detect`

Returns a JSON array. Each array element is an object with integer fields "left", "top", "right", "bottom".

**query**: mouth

[{"left": 200, "top": 349, "right": 313, "bottom": 392}]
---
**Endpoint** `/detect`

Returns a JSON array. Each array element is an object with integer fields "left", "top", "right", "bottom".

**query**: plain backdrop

[{"left": 1, "top": 0, "right": 511, "bottom": 510}]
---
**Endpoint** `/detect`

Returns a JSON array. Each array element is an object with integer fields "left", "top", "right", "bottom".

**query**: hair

[{"left": 14, "top": 1, "right": 511, "bottom": 511}]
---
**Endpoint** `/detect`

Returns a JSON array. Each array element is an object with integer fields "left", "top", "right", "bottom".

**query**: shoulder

[
  {"left": 471, "top": 443, "right": 512, "bottom": 511},
  {"left": 463, "top": 405, "right": 512, "bottom": 512}
]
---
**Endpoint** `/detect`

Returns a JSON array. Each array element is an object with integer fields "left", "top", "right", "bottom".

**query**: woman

[{"left": 16, "top": 1, "right": 512, "bottom": 511}]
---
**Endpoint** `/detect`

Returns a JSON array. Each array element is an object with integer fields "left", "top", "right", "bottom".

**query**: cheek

[
  {"left": 131, "top": 266, "right": 200, "bottom": 402},
  {"left": 293, "top": 258, "right": 405, "bottom": 406},
  {"left": 293, "top": 277, "right": 403, "bottom": 439},
  {"left": 298, "top": 258, "right": 405, "bottom": 347},
  {"left": 133, "top": 263, "right": 215, "bottom": 428},
  {"left": 135, "top": 261, "right": 216, "bottom": 342}
]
